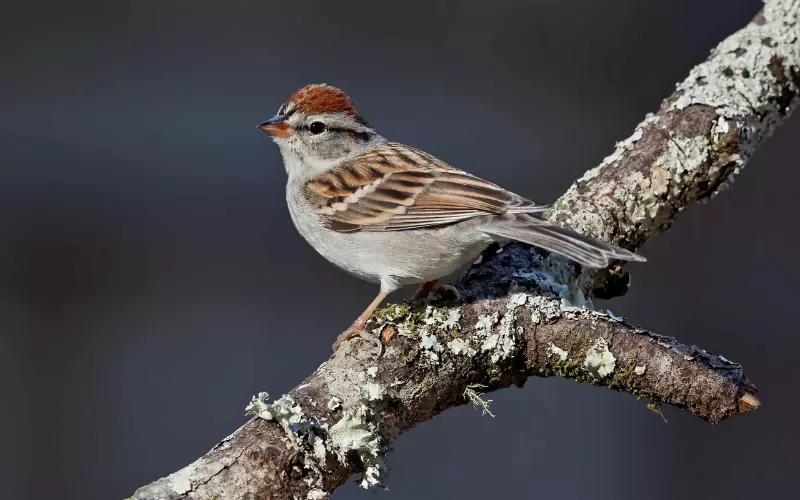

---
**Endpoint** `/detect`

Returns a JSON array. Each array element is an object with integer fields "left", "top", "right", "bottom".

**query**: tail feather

[{"left": 482, "top": 215, "right": 645, "bottom": 269}]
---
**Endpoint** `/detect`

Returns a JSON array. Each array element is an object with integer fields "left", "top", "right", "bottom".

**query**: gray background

[{"left": 2, "top": 0, "right": 798, "bottom": 498}]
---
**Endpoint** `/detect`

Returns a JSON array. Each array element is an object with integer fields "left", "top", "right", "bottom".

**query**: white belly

[{"left": 287, "top": 189, "right": 492, "bottom": 290}]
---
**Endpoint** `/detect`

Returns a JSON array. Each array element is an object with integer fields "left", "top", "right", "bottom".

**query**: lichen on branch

[
  {"left": 131, "top": 3, "right": 796, "bottom": 499},
  {"left": 552, "top": 0, "right": 799, "bottom": 250}
]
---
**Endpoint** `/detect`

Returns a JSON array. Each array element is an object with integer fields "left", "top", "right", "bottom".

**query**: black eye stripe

[{"left": 305, "top": 125, "right": 372, "bottom": 141}]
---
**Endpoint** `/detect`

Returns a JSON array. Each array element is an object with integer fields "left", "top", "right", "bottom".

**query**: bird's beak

[{"left": 258, "top": 115, "right": 293, "bottom": 138}]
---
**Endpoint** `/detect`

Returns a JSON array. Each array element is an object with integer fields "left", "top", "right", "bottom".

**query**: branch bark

[{"left": 131, "top": 2, "right": 798, "bottom": 499}]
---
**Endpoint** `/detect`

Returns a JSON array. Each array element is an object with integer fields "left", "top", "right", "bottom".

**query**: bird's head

[{"left": 259, "top": 84, "right": 383, "bottom": 177}]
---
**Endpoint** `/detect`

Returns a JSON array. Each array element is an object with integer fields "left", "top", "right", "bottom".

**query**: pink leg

[{"left": 332, "top": 289, "right": 390, "bottom": 356}]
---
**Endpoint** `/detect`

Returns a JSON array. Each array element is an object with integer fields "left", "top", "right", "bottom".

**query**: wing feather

[{"left": 305, "top": 142, "right": 549, "bottom": 232}]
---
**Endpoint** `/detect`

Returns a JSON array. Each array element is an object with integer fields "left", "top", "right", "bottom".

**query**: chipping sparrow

[{"left": 259, "top": 84, "right": 645, "bottom": 355}]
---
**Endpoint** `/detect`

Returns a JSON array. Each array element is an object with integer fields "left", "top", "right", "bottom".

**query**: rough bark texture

[{"left": 131, "top": 2, "right": 797, "bottom": 499}]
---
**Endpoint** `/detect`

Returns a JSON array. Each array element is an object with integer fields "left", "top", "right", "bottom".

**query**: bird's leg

[
  {"left": 332, "top": 289, "right": 390, "bottom": 356},
  {"left": 414, "top": 280, "right": 461, "bottom": 301}
]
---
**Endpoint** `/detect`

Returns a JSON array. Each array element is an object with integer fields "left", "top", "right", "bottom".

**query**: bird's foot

[
  {"left": 333, "top": 326, "right": 384, "bottom": 358},
  {"left": 414, "top": 280, "right": 461, "bottom": 301},
  {"left": 433, "top": 284, "right": 461, "bottom": 301}
]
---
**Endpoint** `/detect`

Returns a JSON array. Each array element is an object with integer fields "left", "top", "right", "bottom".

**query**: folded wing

[{"left": 305, "top": 142, "right": 549, "bottom": 232}]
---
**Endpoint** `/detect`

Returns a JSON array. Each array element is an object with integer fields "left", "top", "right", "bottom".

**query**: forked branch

[{"left": 131, "top": 2, "right": 797, "bottom": 499}]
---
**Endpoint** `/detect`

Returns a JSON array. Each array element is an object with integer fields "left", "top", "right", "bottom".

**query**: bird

[{"left": 258, "top": 84, "right": 645, "bottom": 355}]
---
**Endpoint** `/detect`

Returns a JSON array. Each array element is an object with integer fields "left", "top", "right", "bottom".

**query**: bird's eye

[{"left": 308, "top": 122, "right": 326, "bottom": 135}]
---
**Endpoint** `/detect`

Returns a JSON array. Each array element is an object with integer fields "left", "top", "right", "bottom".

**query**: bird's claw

[
  {"left": 433, "top": 284, "right": 461, "bottom": 301},
  {"left": 414, "top": 280, "right": 461, "bottom": 301},
  {"left": 332, "top": 327, "right": 384, "bottom": 358}
]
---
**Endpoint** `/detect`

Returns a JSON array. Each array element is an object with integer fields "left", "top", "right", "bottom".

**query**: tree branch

[{"left": 131, "top": 2, "right": 797, "bottom": 499}]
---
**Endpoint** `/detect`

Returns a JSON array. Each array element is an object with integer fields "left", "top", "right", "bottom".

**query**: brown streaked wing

[{"left": 305, "top": 142, "right": 547, "bottom": 232}]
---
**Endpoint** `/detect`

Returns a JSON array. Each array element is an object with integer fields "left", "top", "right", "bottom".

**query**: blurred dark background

[{"left": 2, "top": 0, "right": 798, "bottom": 498}]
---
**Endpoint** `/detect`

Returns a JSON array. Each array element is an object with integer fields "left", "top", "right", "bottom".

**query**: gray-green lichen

[
  {"left": 463, "top": 384, "right": 495, "bottom": 417},
  {"left": 371, "top": 302, "right": 423, "bottom": 337},
  {"left": 514, "top": 251, "right": 595, "bottom": 312},
  {"left": 579, "top": 113, "right": 660, "bottom": 183},
  {"left": 328, "top": 405, "right": 384, "bottom": 489},
  {"left": 473, "top": 305, "right": 518, "bottom": 364},
  {"left": 552, "top": 1, "right": 799, "bottom": 245},
  {"left": 307, "top": 489, "right": 327, "bottom": 500},
  {"left": 529, "top": 295, "right": 563, "bottom": 324},
  {"left": 514, "top": 250, "right": 579, "bottom": 297},
  {"left": 560, "top": 287, "right": 593, "bottom": 310},
  {"left": 443, "top": 308, "right": 462, "bottom": 329},
  {"left": 419, "top": 330, "right": 444, "bottom": 363},
  {"left": 163, "top": 458, "right": 220, "bottom": 497},
  {"left": 474, "top": 312, "right": 499, "bottom": 336},
  {"left": 245, "top": 392, "right": 330, "bottom": 496},
  {"left": 584, "top": 338, "right": 617, "bottom": 379},
  {"left": 515, "top": 253, "right": 626, "bottom": 326},
  {"left": 547, "top": 343, "right": 569, "bottom": 362},
  {"left": 516, "top": 263, "right": 630, "bottom": 331},
  {"left": 656, "top": 135, "right": 711, "bottom": 188},
  {"left": 481, "top": 288, "right": 534, "bottom": 363},
  {"left": 360, "top": 382, "right": 385, "bottom": 402},
  {"left": 423, "top": 305, "right": 460, "bottom": 328},
  {"left": 672, "top": 0, "right": 799, "bottom": 119},
  {"left": 245, "top": 382, "right": 390, "bottom": 491},
  {"left": 327, "top": 382, "right": 388, "bottom": 489},
  {"left": 416, "top": 305, "right": 462, "bottom": 363},
  {"left": 671, "top": 0, "right": 799, "bottom": 190},
  {"left": 447, "top": 337, "right": 477, "bottom": 357},
  {"left": 246, "top": 392, "right": 315, "bottom": 437}
]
